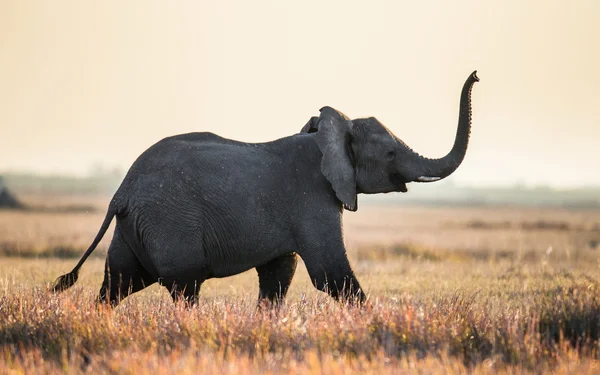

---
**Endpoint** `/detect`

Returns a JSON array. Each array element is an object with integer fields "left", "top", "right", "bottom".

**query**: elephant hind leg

[
  {"left": 164, "top": 279, "right": 202, "bottom": 306},
  {"left": 97, "top": 229, "right": 155, "bottom": 307},
  {"left": 256, "top": 252, "right": 298, "bottom": 305}
]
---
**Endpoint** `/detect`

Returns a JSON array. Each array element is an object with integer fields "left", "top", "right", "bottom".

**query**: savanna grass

[
  {"left": 1, "top": 256, "right": 600, "bottom": 373},
  {"left": 1, "top": 197, "right": 600, "bottom": 373}
]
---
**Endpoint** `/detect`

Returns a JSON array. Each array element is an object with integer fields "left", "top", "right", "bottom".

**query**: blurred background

[{"left": 1, "top": 0, "right": 599, "bottom": 207}]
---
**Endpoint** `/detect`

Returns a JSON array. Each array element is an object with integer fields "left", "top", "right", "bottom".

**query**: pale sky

[{"left": 1, "top": 1, "right": 598, "bottom": 188}]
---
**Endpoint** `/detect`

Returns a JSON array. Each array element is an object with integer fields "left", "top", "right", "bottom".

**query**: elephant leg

[
  {"left": 164, "top": 279, "right": 202, "bottom": 306},
  {"left": 256, "top": 252, "right": 298, "bottom": 305},
  {"left": 296, "top": 228, "right": 366, "bottom": 304},
  {"left": 302, "top": 253, "right": 365, "bottom": 304},
  {"left": 97, "top": 229, "right": 155, "bottom": 307}
]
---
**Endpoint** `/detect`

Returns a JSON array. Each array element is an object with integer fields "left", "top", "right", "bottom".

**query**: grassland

[{"left": 1, "top": 195, "right": 600, "bottom": 373}]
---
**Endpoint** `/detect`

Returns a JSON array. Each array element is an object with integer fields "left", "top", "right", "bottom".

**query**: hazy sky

[{"left": 1, "top": 1, "right": 598, "bottom": 188}]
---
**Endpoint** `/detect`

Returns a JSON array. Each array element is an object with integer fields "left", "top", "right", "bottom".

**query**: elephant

[{"left": 52, "top": 71, "right": 479, "bottom": 307}]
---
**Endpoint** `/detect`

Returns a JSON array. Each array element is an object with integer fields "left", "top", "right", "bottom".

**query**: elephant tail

[{"left": 52, "top": 204, "right": 117, "bottom": 293}]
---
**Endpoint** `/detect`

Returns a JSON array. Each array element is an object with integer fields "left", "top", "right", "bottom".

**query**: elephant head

[{"left": 303, "top": 71, "right": 479, "bottom": 211}]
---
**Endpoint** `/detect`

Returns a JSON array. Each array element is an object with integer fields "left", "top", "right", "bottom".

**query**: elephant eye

[{"left": 386, "top": 150, "right": 396, "bottom": 161}]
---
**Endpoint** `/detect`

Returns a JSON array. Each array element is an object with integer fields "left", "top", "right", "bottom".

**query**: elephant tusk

[{"left": 415, "top": 176, "right": 441, "bottom": 182}]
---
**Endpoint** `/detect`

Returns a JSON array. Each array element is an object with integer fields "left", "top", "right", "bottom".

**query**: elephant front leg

[
  {"left": 299, "top": 245, "right": 366, "bottom": 304},
  {"left": 256, "top": 252, "right": 298, "bottom": 306}
]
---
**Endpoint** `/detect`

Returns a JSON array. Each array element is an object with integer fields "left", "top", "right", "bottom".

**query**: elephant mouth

[{"left": 391, "top": 173, "right": 408, "bottom": 193}]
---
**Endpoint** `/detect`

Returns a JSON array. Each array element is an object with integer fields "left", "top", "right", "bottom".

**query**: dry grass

[
  {"left": 0, "top": 194, "right": 111, "bottom": 258},
  {"left": 1, "top": 194, "right": 600, "bottom": 373}
]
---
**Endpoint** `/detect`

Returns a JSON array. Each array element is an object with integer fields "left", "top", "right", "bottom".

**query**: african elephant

[{"left": 53, "top": 71, "right": 479, "bottom": 306}]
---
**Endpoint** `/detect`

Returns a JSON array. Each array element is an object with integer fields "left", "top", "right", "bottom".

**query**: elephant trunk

[{"left": 406, "top": 71, "right": 479, "bottom": 182}]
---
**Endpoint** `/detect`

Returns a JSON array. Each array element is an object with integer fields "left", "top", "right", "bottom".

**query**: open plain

[{"left": 1, "top": 194, "right": 600, "bottom": 374}]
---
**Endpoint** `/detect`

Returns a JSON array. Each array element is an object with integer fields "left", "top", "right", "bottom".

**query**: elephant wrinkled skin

[{"left": 53, "top": 71, "right": 479, "bottom": 307}]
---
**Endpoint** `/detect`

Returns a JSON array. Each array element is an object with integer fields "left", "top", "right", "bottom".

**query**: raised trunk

[{"left": 411, "top": 71, "right": 479, "bottom": 182}]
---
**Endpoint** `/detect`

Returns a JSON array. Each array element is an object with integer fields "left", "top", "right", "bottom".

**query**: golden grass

[
  {"left": 1, "top": 195, "right": 600, "bottom": 373},
  {"left": 0, "top": 194, "right": 112, "bottom": 258}
]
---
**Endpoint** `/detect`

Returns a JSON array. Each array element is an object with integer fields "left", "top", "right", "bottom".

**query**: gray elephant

[{"left": 53, "top": 71, "right": 479, "bottom": 306}]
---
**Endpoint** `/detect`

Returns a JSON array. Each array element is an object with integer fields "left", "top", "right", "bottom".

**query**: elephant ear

[
  {"left": 314, "top": 106, "right": 358, "bottom": 211},
  {"left": 300, "top": 116, "right": 319, "bottom": 133}
]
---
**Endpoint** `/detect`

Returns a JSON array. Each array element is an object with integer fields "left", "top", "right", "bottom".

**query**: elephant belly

[
  {"left": 205, "top": 259, "right": 262, "bottom": 279},
  {"left": 202, "top": 234, "right": 296, "bottom": 279},
  {"left": 130, "top": 211, "right": 296, "bottom": 282},
  {"left": 150, "top": 241, "right": 292, "bottom": 281}
]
